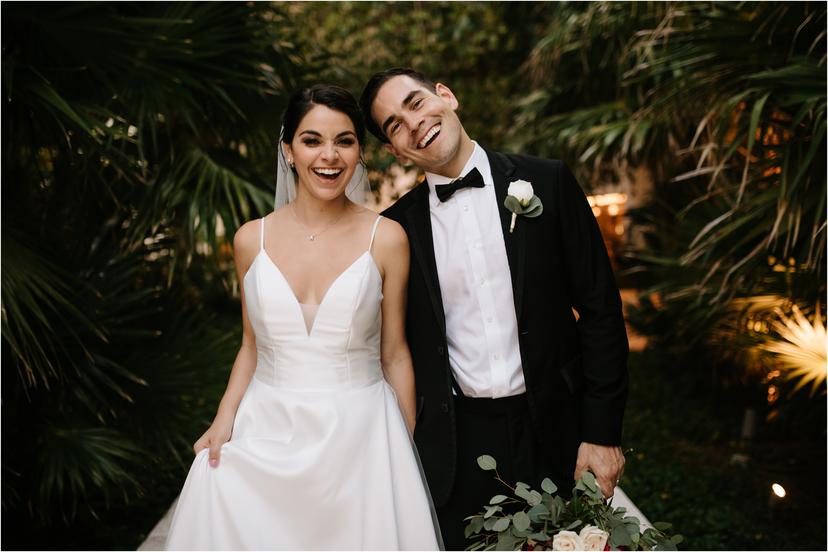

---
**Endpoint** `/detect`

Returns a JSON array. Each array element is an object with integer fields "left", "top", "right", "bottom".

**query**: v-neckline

[{"left": 254, "top": 249, "right": 371, "bottom": 337}]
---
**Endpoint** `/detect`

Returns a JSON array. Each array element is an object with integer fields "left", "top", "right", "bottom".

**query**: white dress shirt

[{"left": 425, "top": 142, "right": 525, "bottom": 398}]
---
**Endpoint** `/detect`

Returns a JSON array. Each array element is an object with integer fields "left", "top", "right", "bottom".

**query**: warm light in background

[
  {"left": 772, "top": 483, "right": 787, "bottom": 498},
  {"left": 587, "top": 193, "right": 627, "bottom": 207}
]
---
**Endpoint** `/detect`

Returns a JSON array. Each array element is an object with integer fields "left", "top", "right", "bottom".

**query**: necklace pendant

[{"left": 308, "top": 234, "right": 316, "bottom": 241}]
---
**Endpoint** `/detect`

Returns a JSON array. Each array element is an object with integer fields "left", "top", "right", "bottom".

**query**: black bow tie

[{"left": 434, "top": 167, "right": 485, "bottom": 202}]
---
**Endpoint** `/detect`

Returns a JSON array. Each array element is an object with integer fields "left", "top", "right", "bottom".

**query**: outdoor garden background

[{"left": 2, "top": 2, "right": 825, "bottom": 550}]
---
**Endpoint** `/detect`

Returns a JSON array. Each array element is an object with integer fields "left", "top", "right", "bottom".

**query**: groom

[{"left": 360, "top": 68, "right": 629, "bottom": 550}]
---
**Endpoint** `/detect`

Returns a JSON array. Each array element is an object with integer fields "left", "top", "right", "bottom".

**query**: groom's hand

[{"left": 574, "top": 442, "right": 625, "bottom": 499}]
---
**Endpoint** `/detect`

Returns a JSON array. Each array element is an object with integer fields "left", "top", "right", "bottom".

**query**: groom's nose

[{"left": 402, "top": 113, "right": 424, "bottom": 136}]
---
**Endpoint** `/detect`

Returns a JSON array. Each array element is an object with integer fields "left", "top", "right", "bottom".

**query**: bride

[{"left": 165, "top": 84, "right": 442, "bottom": 550}]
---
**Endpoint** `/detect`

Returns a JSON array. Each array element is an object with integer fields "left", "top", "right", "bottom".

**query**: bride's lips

[
  {"left": 311, "top": 167, "right": 344, "bottom": 183},
  {"left": 417, "top": 124, "right": 441, "bottom": 149}
]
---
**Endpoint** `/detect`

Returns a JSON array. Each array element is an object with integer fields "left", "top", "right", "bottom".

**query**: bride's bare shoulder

[
  {"left": 233, "top": 217, "right": 264, "bottom": 270},
  {"left": 373, "top": 216, "right": 408, "bottom": 254}
]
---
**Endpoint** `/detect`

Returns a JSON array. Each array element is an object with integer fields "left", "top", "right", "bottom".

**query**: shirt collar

[{"left": 426, "top": 141, "right": 491, "bottom": 207}]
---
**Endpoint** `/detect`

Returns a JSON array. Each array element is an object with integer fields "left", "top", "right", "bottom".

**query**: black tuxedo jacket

[{"left": 382, "top": 148, "right": 628, "bottom": 507}]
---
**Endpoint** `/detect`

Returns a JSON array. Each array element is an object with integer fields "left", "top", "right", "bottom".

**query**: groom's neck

[{"left": 428, "top": 133, "right": 476, "bottom": 179}]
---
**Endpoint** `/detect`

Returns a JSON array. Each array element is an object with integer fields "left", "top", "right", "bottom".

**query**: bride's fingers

[
  {"left": 208, "top": 439, "right": 222, "bottom": 468},
  {"left": 193, "top": 437, "right": 207, "bottom": 455}
]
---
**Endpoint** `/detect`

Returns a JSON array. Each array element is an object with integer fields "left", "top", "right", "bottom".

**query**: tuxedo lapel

[
  {"left": 487, "top": 149, "right": 526, "bottom": 322},
  {"left": 405, "top": 183, "right": 447, "bottom": 336}
]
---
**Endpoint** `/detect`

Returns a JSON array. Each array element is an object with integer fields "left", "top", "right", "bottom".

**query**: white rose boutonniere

[{"left": 504, "top": 179, "right": 543, "bottom": 233}]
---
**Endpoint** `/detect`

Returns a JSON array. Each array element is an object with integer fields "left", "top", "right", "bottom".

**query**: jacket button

[
  {"left": 437, "top": 346, "right": 445, "bottom": 356},
  {"left": 440, "top": 402, "right": 449, "bottom": 413}
]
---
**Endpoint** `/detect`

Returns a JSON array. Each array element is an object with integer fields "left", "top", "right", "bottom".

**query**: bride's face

[{"left": 284, "top": 105, "right": 360, "bottom": 203}]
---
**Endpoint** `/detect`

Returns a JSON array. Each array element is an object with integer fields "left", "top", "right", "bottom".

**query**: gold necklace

[{"left": 290, "top": 202, "right": 347, "bottom": 242}]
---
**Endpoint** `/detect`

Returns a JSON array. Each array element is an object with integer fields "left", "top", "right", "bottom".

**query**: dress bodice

[{"left": 243, "top": 216, "right": 384, "bottom": 390}]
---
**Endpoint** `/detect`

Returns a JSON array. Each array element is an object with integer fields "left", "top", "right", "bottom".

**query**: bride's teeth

[{"left": 314, "top": 168, "right": 342, "bottom": 176}]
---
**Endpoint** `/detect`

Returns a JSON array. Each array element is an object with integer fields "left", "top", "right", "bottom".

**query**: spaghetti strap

[
  {"left": 260, "top": 217, "right": 265, "bottom": 251},
  {"left": 368, "top": 215, "right": 383, "bottom": 252}
]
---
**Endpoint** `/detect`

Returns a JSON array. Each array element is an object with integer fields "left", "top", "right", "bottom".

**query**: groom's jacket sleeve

[{"left": 555, "top": 161, "right": 628, "bottom": 446}]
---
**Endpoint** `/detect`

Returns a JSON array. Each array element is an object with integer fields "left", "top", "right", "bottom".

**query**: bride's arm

[
  {"left": 192, "top": 220, "right": 260, "bottom": 467},
  {"left": 375, "top": 218, "right": 416, "bottom": 434}
]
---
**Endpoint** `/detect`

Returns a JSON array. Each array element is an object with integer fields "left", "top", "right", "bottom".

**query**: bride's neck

[{"left": 291, "top": 190, "right": 350, "bottom": 226}]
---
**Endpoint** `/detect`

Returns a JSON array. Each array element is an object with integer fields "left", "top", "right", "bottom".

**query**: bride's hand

[{"left": 193, "top": 418, "right": 233, "bottom": 468}]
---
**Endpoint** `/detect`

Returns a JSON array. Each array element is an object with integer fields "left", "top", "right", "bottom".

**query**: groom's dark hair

[{"left": 359, "top": 68, "right": 437, "bottom": 143}]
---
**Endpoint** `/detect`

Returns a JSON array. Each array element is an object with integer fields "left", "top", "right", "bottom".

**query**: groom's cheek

[{"left": 384, "top": 143, "right": 410, "bottom": 165}]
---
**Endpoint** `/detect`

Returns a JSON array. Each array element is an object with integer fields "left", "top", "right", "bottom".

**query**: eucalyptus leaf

[
  {"left": 484, "top": 505, "right": 502, "bottom": 519},
  {"left": 477, "top": 455, "right": 497, "bottom": 471},
  {"left": 514, "top": 485, "right": 532, "bottom": 501},
  {"left": 611, "top": 525, "right": 633, "bottom": 547},
  {"left": 489, "top": 494, "right": 508, "bottom": 505},
  {"left": 541, "top": 478, "right": 557, "bottom": 494},
  {"left": 503, "top": 196, "right": 522, "bottom": 212},
  {"left": 581, "top": 471, "right": 598, "bottom": 492},
  {"left": 512, "top": 511, "right": 531, "bottom": 532},
  {"left": 653, "top": 521, "right": 673, "bottom": 531},
  {"left": 565, "top": 520, "right": 583, "bottom": 531},
  {"left": 522, "top": 196, "right": 544, "bottom": 217},
  {"left": 527, "top": 503, "right": 550, "bottom": 522},
  {"left": 495, "top": 532, "right": 523, "bottom": 551},
  {"left": 492, "top": 517, "right": 511, "bottom": 532}
]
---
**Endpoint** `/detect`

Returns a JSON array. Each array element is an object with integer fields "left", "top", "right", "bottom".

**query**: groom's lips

[{"left": 417, "top": 124, "right": 441, "bottom": 149}]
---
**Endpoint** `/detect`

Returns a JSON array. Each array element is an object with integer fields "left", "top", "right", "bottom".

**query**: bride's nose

[{"left": 320, "top": 141, "right": 339, "bottom": 162}]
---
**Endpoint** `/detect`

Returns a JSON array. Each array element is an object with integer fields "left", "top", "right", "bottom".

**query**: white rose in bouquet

[
  {"left": 579, "top": 525, "right": 609, "bottom": 551},
  {"left": 551, "top": 530, "right": 586, "bottom": 551}
]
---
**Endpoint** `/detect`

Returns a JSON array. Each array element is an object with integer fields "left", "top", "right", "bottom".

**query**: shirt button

[
  {"left": 463, "top": 205, "right": 469, "bottom": 212},
  {"left": 487, "top": 317, "right": 493, "bottom": 323},
  {"left": 493, "top": 354, "right": 500, "bottom": 360},
  {"left": 479, "top": 278, "right": 485, "bottom": 286}
]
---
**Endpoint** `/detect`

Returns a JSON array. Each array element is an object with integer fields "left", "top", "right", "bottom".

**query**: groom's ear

[
  {"left": 434, "top": 83, "right": 459, "bottom": 111},
  {"left": 384, "top": 142, "right": 411, "bottom": 165}
]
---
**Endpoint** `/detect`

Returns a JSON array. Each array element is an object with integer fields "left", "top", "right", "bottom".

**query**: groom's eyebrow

[{"left": 381, "top": 90, "right": 420, "bottom": 137}]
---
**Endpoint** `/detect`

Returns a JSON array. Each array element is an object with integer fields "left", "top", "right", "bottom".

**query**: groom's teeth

[{"left": 418, "top": 125, "right": 440, "bottom": 149}]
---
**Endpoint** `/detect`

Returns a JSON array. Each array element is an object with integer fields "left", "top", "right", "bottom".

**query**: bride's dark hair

[{"left": 281, "top": 84, "right": 366, "bottom": 145}]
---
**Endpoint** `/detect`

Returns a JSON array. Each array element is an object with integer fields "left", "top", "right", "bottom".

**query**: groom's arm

[
  {"left": 554, "top": 161, "right": 628, "bottom": 498},
  {"left": 555, "top": 162, "right": 629, "bottom": 445}
]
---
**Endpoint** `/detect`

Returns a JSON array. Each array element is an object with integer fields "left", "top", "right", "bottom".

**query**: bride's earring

[{"left": 288, "top": 158, "right": 295, "bottom": 169}]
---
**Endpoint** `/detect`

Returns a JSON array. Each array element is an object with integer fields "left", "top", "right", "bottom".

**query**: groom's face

[{"left": 370, "top": 75, "right": 465, "bottom": 175}]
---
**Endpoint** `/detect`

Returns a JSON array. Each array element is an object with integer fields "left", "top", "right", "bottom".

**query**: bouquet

[{"left": 464, "top": 456, "right": 682, "bottom": 551}]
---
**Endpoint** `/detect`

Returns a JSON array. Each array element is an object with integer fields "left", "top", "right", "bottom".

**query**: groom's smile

[{"left": 417, "top": 123, "right": 441, "bottom": 149}]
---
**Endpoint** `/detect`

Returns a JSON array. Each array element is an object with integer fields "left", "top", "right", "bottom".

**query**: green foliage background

[{"left": 2, "top": 1, "right": 824, "bottom": 549}]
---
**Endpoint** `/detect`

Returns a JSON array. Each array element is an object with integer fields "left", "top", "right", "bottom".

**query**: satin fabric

[{"left": 165, "top": 217, "right": 442, "bottom": 550}]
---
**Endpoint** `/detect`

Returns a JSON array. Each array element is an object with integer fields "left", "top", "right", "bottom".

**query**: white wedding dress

[{"left": 165, "top": 216, "right": 442, "bottom": 550}]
